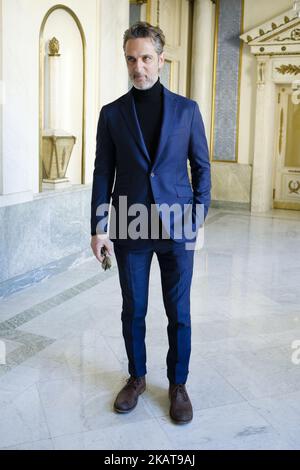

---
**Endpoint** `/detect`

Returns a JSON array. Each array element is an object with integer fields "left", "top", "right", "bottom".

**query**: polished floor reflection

[{"left": 0, "top": 207, "right": 300, "bottom": 449}]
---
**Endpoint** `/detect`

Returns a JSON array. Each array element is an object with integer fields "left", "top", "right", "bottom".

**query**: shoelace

[
  {"left": 172, "top": 384, "right": 189, "bottom": 401},
  {"left": 125, "top": 376, "right": 142, "bottom": 390}
]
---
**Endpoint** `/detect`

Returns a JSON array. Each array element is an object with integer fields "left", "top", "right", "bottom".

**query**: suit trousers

[{"left": 113, "top": 239, "right": 195, "bottom": 384}]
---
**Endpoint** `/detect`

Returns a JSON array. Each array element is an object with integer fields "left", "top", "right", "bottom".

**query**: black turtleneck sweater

[{"left": 132, "top": 78, "right": 163, "bottom": 163}]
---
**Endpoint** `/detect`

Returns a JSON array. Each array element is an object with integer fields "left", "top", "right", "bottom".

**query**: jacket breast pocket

[{"left": 175, "top": 184, "right": 193, "bottom": 198}]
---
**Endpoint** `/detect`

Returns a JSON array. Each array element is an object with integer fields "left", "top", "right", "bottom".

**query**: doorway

[{"left": 273, "top": 85, "right": 300, "bottom": 210}]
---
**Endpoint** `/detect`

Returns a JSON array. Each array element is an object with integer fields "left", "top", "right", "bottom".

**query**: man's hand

[{"left": 90, "top": 234, "right": 114, "bottom": 264}]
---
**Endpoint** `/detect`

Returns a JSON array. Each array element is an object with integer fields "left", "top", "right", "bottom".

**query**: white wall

[
  {"left": 85, "top": 0, "right": 129, "bottom": 184},
  {"left": 0, "top": 0, "right": 129, "bottom": 199},
  {"left": 238, "top": 0, "right": 292, "bottom": 165},
  {"left": 0, "top": 0, "right": 3, "bottom": 195},
  {"left": 97, "top": 0, "right": 129, "bottom": 107}
]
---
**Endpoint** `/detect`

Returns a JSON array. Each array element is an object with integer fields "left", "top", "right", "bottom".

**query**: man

[{"left": 91, "top": 22, "right": 211, "bottom": 424}]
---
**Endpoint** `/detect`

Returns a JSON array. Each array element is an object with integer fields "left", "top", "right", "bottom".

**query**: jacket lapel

[
  {"left": 118, "top": 85, "right": 178, "bottom": 166},
  {"left": 119, "top": 91, "right": 150, "bottom": 162},
  {"left": 153, "top": 87, "right": 177, "bottom": 167}
]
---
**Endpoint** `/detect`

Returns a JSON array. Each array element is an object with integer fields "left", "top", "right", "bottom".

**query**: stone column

[
  {"left": 190, "top": 0, "right": 215, "bottom": 142},
  {"left": 251, "top": 56, "right": 277, "bottom": 212}
]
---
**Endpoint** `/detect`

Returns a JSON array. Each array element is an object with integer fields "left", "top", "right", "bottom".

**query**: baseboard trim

[{"left": 210, "top": 200, "right": 251, "bottom": 211}]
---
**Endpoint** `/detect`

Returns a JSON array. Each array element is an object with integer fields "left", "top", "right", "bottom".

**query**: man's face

[{"left": 124, "top": 37, "right": 164, "bottom": 90}]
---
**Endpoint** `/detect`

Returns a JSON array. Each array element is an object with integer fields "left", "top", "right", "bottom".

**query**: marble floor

[{"left": 0, "top": 207, "right": 300, "bottom": 450}]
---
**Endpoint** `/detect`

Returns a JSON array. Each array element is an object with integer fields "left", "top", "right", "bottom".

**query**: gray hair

[{"left": 123, "top": 21, "right": 165, "bottom": 55}]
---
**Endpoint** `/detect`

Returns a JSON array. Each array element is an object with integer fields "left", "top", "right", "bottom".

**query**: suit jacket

[{"left": 91, "top": 85, "right": 211, "bottom": 246}]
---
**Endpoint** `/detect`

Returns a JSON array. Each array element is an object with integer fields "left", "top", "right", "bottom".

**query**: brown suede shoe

[
  {"left": 113, "top": 376, "right": 146, "bottom": 413},
  {"left": 169, "top": 383, "right": 193, "bottom": 424}
]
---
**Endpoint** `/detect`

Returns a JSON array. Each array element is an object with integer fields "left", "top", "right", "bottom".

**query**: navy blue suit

[{"left": 91, "top": 85, "right": 211, "bottom": 383}]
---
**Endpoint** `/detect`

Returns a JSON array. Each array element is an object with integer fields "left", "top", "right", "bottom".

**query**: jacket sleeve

[
  {"left": 188, "top": 101, "right": 211, "bottom": 222},
  {"left": 91, "top": 106, "right": 116, "bottom": 236}
]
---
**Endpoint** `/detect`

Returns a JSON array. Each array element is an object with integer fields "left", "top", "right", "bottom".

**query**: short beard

[{"left": 131, "top": 73, "right": 159, "bottom": 90}]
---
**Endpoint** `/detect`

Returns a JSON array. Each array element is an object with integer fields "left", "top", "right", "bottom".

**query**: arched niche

[{"left": 39, "top": 4, "right": 86, "bottom": 191}]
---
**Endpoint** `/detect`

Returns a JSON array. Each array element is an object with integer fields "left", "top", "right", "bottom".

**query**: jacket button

[{"left": 151, "top": 172, "right": 155, "bottom": 177}]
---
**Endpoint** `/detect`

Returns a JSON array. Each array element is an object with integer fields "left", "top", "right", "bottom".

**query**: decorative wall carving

[
  {"left": 274, "top": 28, "right": 300, "bottom": 41},
  {"left": 49, "top": 37, "right": 60, "bottom": 56},
  {"left": 275, "top": 64, "right": 300, "bottom": 74},
  {"left": 257, "top": 60, "right": 266, "bottom": 86},
  {"left": 288, "top": 180, "right": 300, "bottom": 193}
]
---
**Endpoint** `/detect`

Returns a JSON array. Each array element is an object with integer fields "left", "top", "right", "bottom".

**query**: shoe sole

[
  {"left": 169, "top": 406, "right": 193, "bottom": 424},
  {"left": 113, "top": 387, "right": 146, "bottom": 414},
  {"left": 169, "top": 413, "right": 193, "bottom": 424},
  {"left": 114, "top": 403, "right": 137, "bottom": 413}
]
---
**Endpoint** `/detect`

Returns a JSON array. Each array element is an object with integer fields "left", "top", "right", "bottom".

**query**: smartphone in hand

[{"left": 100, "top": 246, "right": 112, "bottom": 270}]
